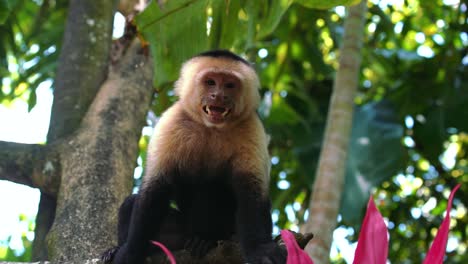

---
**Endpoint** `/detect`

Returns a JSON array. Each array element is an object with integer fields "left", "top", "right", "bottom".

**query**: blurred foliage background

[{"left": 1, "top": 0, "right": 467, "bottom": 263}]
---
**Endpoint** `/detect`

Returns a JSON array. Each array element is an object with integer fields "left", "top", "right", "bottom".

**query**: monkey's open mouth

[{"left": 203, "top": 105, "right": 231, "bottom": 123}]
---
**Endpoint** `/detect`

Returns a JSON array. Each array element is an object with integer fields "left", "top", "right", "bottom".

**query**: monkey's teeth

[
  {"left": 206, "top": 106, "right": 211, "bottom": 115},
  {"left": 222, "top": 109, "right": 230, "bottom": 117}
]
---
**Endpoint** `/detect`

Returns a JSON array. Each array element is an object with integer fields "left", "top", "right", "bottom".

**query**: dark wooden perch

[
  {"left": 144, "top": 231, "right": 313, "bottom": 264},
  {"left": 0, "top": 232, "right": 312, "bottom": 264}
]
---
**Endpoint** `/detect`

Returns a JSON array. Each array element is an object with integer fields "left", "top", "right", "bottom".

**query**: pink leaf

[
  {"left": 280, "top": 230, "right": 314, "bottom": 264},
  {"left": 150, "top": 240, "right": 176, "bottom": 264},
  {"left": 353, "top": 196, "right": 388, "bottom": 264},
  {"left": 423, "top": 183, "right": 461, "bottom": 264}
]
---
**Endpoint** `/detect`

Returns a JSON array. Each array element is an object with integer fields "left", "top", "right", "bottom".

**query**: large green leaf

[
  {"left": 340, "top": 101, "right": 404, "bottom": 224},
  {"left": 136, "top": 0, "right": 296, "bottom": 87},
  {"left": 0, "top": 0, "right": 12, "bottom": 24},
  {"left": 247, "top": 0, "right": 294, "bottom": 40},
  {"left": 136, "top": 0, "right": 210, "bottom": 87},
  {"left": 295, "top": 0, "right": 361, "bottom": 9},
  {"left": 208, "top": 0, "right": 244, "bottom": 49}
]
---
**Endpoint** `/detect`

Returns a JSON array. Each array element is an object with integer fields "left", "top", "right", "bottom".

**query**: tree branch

[
  {"left": 0, "top": 140, "right": 60, "bottom": 195},
  {"left": 0, "top": 261, "right": 99, "bottom": 264},
  {"left": 35, "top": 0, "right": 120, "bottom": 260},
  {"left": 0, "top": 231, "right": 312, "bottom": 263},
  {"left": 146, "top": 232, "right": 313, "bottom": 264},
  {"left": 48, "top": 0, "right": 118, "bottom": 142},
  {"left": 47, "top": 39, "right": 154, "bottom": 262}
]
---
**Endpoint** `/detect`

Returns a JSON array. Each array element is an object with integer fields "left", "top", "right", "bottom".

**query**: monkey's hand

[
  {"left": 108, "top": 243, "right": 144, "bottom": 264},
  {"left": 246, "top": 242, "right": 287, "bottom": 264},
  {"left": 100, "top": 246, "right": 120, "bottom": 264},
  {"left": 184, "top": 236, "right": 217, "bottom": 258}
]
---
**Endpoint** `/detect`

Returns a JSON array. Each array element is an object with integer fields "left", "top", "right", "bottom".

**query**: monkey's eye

[
  {"left": 205, "top": 79, "right": 216, "bottom": 86},
  {"left": 225, "top": 82, "right": 236, "bottom": 89}
]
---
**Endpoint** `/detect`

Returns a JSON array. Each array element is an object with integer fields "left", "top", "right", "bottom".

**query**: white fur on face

[{"left": 174, "top": 56, "right": 261, "bottom": 127}]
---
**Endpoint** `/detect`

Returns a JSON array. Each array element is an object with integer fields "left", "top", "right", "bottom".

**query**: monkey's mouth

[{"left": 203, "top": 105, "right": 231, "bottom": 123}]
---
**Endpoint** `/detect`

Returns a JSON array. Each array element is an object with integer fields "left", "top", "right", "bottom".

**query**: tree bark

[
  {"left": 30, "top": 0, "right": 119, "bottom": 260},
  {"left": 0, "top": 141, "right": 60, "bottom": 195},
  {"left": 302, "top": 1, "right": 367, "bottom": 263},
  {"left": 0, "top": 141, "right": 58, "bottom": 260},
  {"left": 31, "top": 193, "right": 57, "bottom": 261},
  {"left": 48, "top": 0, "right": 117, "bottom": 142},
  {"left": 0, "top": 0, "right": 155, "bottom": 261},
  {"left": 45, "top": 39, "right": 154, "bottom": 262}
]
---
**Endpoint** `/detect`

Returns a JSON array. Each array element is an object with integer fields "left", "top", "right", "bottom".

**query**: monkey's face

[
  {"left": 175, "top": 56, "right": 260, "bottom": 128},
  {"left": 199, "top": 71, "right": 240, "bottom": 126}
]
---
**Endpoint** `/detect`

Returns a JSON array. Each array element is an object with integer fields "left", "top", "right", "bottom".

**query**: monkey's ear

[
  {"left": 173, "top": 67, "right": 187, "bottom": 97},
  {"left": 173, "top": 78, "right": 183, "bottom": 97},
  {"left": 174, "top": 58, "right": 200, "bottom": 98}
]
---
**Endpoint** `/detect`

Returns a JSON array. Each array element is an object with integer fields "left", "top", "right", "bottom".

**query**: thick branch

[
  {"left": 47, "top": 40, "right": 154, "bottom": 262},
  {"left": 0, "top": 260, "right": 99, "bottom": 264},
  {"left": 48, "top": 0, "right": 118, "bottom": 142},
  {"left": 37, "top": 0, "right": 119, "bottom": 260},
  {"left": 0, "top": 140, "right": 60, "bottom": 195},
  {"left": 147, "top": 232, "right": 313, "bottom": 264},
  {"left": 0, "top": 232, "right": 312, "bottom": 263},
  {"left": 32, "top": 193, "right": 57, "bottom": 261}
]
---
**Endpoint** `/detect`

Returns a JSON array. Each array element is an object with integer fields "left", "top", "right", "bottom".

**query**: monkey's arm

[
  {"left": 113, "top": 176, "right": 173, "bottom": 264},
  {"left": 233, "top": 172, "right": 286, "bottom": 264}
]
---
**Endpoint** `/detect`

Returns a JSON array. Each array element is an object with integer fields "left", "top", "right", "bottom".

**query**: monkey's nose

[{"left": 210, "top": 92, "right": 225, "bottom": 100}]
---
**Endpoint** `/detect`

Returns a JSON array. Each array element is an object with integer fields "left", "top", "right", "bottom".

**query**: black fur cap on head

[{"left": 195, "top": 50, "right": 252, "bottom": 67}]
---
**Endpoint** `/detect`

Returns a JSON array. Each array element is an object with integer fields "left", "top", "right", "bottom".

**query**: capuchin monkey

[{"left": 103, "top": 50, "right": 286, "bottom": 264}]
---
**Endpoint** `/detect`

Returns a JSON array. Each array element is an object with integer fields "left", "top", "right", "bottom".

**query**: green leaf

[
  {"left": 294, "top": 0, "right": 361, "bottom": 9},
  {"left": 136, "top": 0, "right": 294, "bottom": 86},
  {"left": 208, "top": 0, "right": 244, "bottom": 49},
  {"left": 247, "top": 0, "right": 294, "bottom": 40},
  {"left": 0, "top": 0, "right": 12, "bottom": 24},
  {"left": 136, "top": 0, "right": 210, "bottom": 87},
  {"left": 340, "top": 101, "right": 404, "bottom": 224},
  {"left": 266, "top": 94, "right": 303, "bottom": 125}
]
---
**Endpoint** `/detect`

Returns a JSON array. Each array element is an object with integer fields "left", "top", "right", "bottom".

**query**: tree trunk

[
  {"left": 302, "top": 1, "right": 367, "bottom": 263},
  {"left": 0, "top": 0, "right": 155, "bottom": 261},
  {"left": 45, "top": 38, "right": 154, "bottom": 261},
  {"left": 32, "top": 0, "right": 119, "bottom": 260},
  {"left": 31, "top": 193, "right": 56, "bottom": 261}
]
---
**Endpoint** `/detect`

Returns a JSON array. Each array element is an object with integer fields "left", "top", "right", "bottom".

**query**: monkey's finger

[
  {"left": 260, "top": 257, "right": 274, "bottom": 264},
  {"left": 191, "top": 238, "right": 207, "bottom": 257},
  {"left": 184, "top": 237, "right": 197, "bottom": 250},
  {"left": 198, "top": 240, "right": 216, "bottom": 257},
  {"left": 100, "top": 246, "right": 119, "bottom": 263}
]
